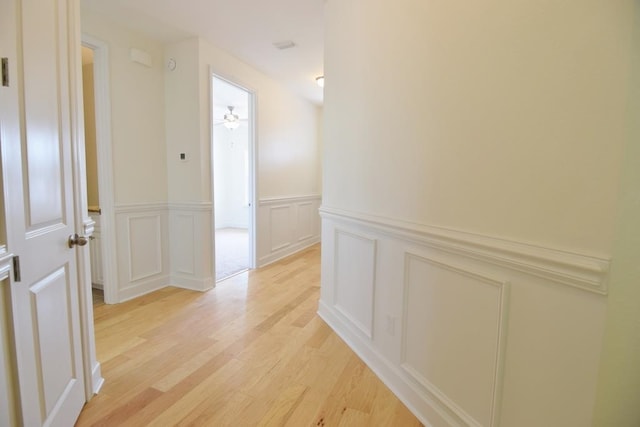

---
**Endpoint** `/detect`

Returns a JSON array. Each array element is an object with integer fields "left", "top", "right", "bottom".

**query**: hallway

[{"left": 77, "top": 245, "right": 421, "bottom": 426}]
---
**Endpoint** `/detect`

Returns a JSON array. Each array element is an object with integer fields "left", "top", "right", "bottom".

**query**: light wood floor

[{"left": 76, "top": 244, "right": 422, "bottom": 426}]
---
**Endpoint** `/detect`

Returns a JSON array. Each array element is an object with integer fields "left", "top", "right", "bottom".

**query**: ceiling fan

[{"left": 214, "top": 106, "right": 247, "bottom": 130}]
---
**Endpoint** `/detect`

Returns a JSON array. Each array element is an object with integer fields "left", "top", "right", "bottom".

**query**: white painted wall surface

[
  {"left": 198, "top": 38, "right": 321, "bottom": 200},
  {"left": 321, "top": 0, "right": 637, "bottom": 426},
  {"left": 593, "top": 3, "right": 640, "bottom": 425},
  {"left": 164, "top": 38, "right": 204, "bottom": 203},
  {"left": 165, "top": 36, "right": 322, "bottom": 273},
  {"left": 323, "top": 0, "right": 630, "bottom": 256},
  {"left": 81, "top": 11, "right": 168, "bottom": 205}
]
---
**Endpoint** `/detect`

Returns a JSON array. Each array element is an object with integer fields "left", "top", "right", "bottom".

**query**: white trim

[
  {"left": 0, "top": 246, "right": 13, "bottom": 281},
  {"left": 259, "top": 194, "right": 322, "bottom": 206},
  {"left": 91, "top": 363, "right": 104, "bottom": 395},
  {"left": 258, "top": 238, "right": 320, "bottom": 267},
  {"left": 333, "top": 229, "right": 377, "bottom": 340},
  {"left": 81, "top": 34, "right": 118, "bottom": 306},
  {"left": 320, "top": 206, "right": 610, "bottom": 295},
  {"left": 126, "top": 214, "right": 164, "bottom": 282},
  {"left": 168, "top": 202, "right": 212, "bottom": 212},
  {"left": 210, "top": 72, "right": 258, "bottom": 271},
  {"left": 269, "top": 205, "right": 292, "bottom": 251},
  {"left": 170, "top": 275, "right": 214, "bottom": 292},
  {"left": 318, "top": 302, "right": 439, "bottom": 427},
  {"left": 117, "top": 275, "right": 169, "bottom": 303},
  {"left": 82, "top": 217, "right": 95, "bottom": 237},
  {"left": 115, "top": 202, "right": 168, "bottom": 214},
  {"left": 401, "top": 253, "right": 510, "bottom": 427}
]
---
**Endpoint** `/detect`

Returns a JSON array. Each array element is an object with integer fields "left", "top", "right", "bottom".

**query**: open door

[
  {"left": 0, "top": 0, "right": 87, "bottom": 424},
  {"left": 212, "top": 75, "right": 257, "bottom": 281}
]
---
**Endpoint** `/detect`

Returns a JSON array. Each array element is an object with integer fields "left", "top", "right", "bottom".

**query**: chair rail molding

[
  {"left": 319, "top": 206, "right": 610, "bottom": 426},
  {"left": 258, "top": 194, "right": 321, "bottom": 267},
  {"left": 115, "top": 202, "right": 170, "bottom": 302},
  {"left": 319, "top": 206, "right": 610, "bottom": 295}
]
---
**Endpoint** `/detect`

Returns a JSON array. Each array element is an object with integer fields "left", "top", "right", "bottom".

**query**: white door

[{"left": 0, "top": 0, "right": 86, "bottom": 425}]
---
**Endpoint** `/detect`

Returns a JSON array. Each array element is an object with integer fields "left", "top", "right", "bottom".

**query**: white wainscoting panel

[
  {"left": 174, "top": 214, "right": 195, "bottom": 275},
  {"left": 258, "top": 195, "right": 321, "bottom": 266},
  {"left": 333, "top": 230, "right": 377, "bottom": 339},
  {"left": 269, "top": 205, "right": 293, "bottom": 251},
  {"left": 115, "top": 204, "right": 170, "bottom": 302},
  {"left": 297, "top": 202, "right": 314, "bottom": 241},
  {"left": 319, "top": 207, "right": 609, "bottom": 427},
  {"left": 168, "top": 203, "right": 214, "bottom": 292},
  {"left": 402, "top": 254, "right": 509, "bottom": 427},
  {"left": 128, "top": 215, "right": 163, "bottom": 281}
]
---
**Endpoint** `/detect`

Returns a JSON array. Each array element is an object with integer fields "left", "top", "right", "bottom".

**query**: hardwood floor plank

[
  {"left": 257, "top": 384, "right": 308, "bottom": 426},
  {"left": 76, "top": 244, "right": 422, "bottom": 426}
]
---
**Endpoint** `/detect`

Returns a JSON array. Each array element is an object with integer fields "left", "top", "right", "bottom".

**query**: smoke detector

[{"left": 273, "top": 40, "right": 296, "bottom": 50}]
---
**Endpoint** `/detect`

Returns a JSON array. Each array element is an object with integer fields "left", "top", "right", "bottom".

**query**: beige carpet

[{"left": 215, "top": 227, "right": 249, "bottom": 281}]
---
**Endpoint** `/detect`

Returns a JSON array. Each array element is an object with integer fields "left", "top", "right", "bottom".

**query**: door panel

[
  {"left": 0, "top": 0, "right": 86, "bottom": 425},
  {"left": 31, "top": 268, "right": 76, "bottom": 416},
  {"left": 22, "top": 0, "right": 65, "bottom": 228}
]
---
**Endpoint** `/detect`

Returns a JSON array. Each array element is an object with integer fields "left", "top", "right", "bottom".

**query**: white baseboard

[
  {"left": 320, "top": 208, "right": 609, "bottom": 426},
  {"left": 118, "top": 275, "right": 169, "bottom": 302},
  {"left": 258, "top": 237, "right": 320, "bottom": 267},
  {"left": 170, "top": 275, "right": 215, "bottom": 292},
  {"left": 319, "top": 301, "right": 445, "bottom": 427},
  {"left": 91, "top": 363, "right": 104, "bottom": 395}
]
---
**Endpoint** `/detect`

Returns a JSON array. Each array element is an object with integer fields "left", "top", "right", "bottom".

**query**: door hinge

[
  {"left": 12, "top": 256, "right": 20, "bottom": 282},
  {"left": 1, "top": 58, "right": 8, "bottom": 87}
]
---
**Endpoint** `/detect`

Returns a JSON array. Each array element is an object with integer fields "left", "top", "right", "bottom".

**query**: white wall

[
  {"left": 81, "top": 11, "right": 168, "bottom": 204},
  {"left": 321, "top": 1, "right": 636, "bottom": 426},
  {"left": 323, "top": 1, "right": 629, "bottom": 257},
  {"left": 213, "top": 124, "right": 249, "bottom": 229},
  {"left": 81, "top": 12, "right": 170, "bottom": 299},
  {"left": 198, "top": 39, "right": 321, "bottom": 200},
  {"left": 163, "top": 36, "right": 322, "bottom": 285},
  {"left": 593, "top": 3, "right": 640, "bottom": 425},
  {"left": 79, "top": 19, "right": 322, "bottom": 297},
  {"left": 165, "top": 38, "right": 204, "bottom": 203}
]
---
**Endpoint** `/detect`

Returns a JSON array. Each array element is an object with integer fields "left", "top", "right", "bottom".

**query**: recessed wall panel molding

[
  {"left": 297, "top": 202, "right": 314, "bottom": 241},
  {"left": 401, "top": 253, "right": 509, "bottom": 427},
  {"left": 333, "top": 229, "right": 377, "bottom": 339},
  {"left": 174, "top": 214, "right": 195, "bottom": 275},
  {"left": 257, "top": 195, "right": 321, "bottom": 266},
  {"left": 168, "top": 204, "right": 214, "bottom": 292},
  {"left": 318, "top": 209, "right": 608, "bottom": 427},
  {"left": 320, "top": 206, "right": 610, "bottom": 295},
  {"left": 115, "top": 203, "right": 170, "bottom": 302},
  {"left": 269, "top": 205, "right": 293, "bottom": 252},
  {"left": 127, "top": 214, "right": 163, "bottom": 282}
]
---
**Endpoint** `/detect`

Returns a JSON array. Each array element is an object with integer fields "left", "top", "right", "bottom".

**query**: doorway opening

[
  {"left": 212, "top": 75, "right": 256, "bottom": 281},
  {"left": 80, "top": 46, "right": 104, "bottom": 305},
  {"left": 81, "top": 35, "right": 117, "bottom": 305}
]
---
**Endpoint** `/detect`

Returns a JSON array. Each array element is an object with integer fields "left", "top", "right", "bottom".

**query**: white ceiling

[{"left": 81, "top": 0, "right": 325, "bottom": 105}]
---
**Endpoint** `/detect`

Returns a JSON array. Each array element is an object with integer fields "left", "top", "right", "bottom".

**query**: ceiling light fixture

[
  {"left": 316, "top": 76, "right": 325, "bottom": 88},
  {"left": 223, "top": 106, "right": 240, "bottom": 130}
]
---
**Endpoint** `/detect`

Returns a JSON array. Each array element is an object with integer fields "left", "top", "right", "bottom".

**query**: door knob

[{"left": 68, "top": 233, "right": 89, "bottom": 248}]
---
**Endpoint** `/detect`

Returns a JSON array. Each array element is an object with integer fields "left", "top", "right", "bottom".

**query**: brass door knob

[{"left": 68, "top": 233, "right": 89, "bottom": 248}]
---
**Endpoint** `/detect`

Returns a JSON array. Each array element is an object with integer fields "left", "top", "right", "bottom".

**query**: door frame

[
  {"left": 80, "top": 34, "right": 119, "bottom": 305},
  {"left": 210, "top": 71, "right": 258, "bottom": 273}
]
